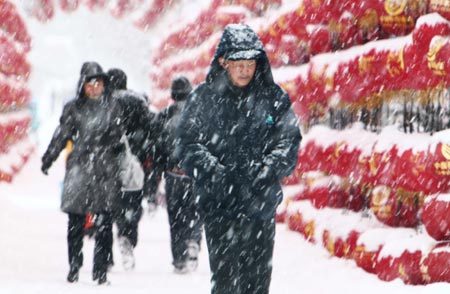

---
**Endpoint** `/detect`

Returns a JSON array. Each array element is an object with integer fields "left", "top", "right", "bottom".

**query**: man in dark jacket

[
  {"left": 154, "top": 76, "right": 202, "bottom": 274},
  {"left": 176, "top": 24, "right": 301, "bottom": 294},
  {"left": 41, "top": 61, "right": 125, "bottom": 285},
  {"left": 106, "top": 68, "right": 156, "bottom": 270}
]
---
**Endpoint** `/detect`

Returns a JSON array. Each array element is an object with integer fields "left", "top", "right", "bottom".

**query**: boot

[
  {"left": 67, "top": 265, "right": 79, "bottom": 283},
  {"left": 119, "top": 236, "right": 135, "bottom": 270},
  {"left": 97, "top": 271, "right": 108, "bottom": 285},
  {"left": 93, "top": 267, "right": 109, "bottom": 285},
  {"left": 186, "top": 241, "right": 199, "bottom": 271}
]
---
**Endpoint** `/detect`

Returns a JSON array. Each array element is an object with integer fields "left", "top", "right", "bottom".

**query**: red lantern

[
  {"left": 421, "top": 242, "right": 450, "bottom": 283},
  {"left": 323, "top": 229, "right": 361, "bottom": 259},
  {"left": 422, "top": 194, "right": 450, "bottom": 241},
  {"left": 370, "top": 186, "right": 420, "bottom": 227},
  {"left": 286, "top": 205, "right": 316, "bottom": 243},
  {"left": 375, "top": 234, "right": 428, "bottom": 284},
  {"left": 308, "top": 25, "right": 332, "bottom": 55},
  {"left": 353, "top": 244, "right": 381, "bottom": 274}
]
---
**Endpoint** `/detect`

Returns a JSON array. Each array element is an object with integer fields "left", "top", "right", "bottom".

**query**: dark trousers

[
  {"left": 116, "top": 190, "right": 144, "bottom": 247},
  {"left": 165, "top": 172, "right": 202, "bottom": 266},
  {"left": 67, "top": 212, "right": 113, "bottom": 274},
  {"left": 203, "top": 216, "right": 275, "bottom": 294},
  {"left": 143, "top": 168, "right": 161, "bottom": 205},
  {"left": 103, "top": 190, "right": 143, "bottom": 266}
]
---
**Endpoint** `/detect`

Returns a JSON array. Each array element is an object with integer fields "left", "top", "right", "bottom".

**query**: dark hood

[
  {"left": 75, "top": 61, "right": 108, "bottom": 100},
  {"left": 206, "top": 23, "right": 274, "bottom": 88},
  {"left": 107, "top": 68, "right": 127, "bottom": 91}
]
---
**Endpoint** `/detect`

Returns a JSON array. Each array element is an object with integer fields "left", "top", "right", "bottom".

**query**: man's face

[
  {"left": 83, "top": 77, "right": 104, "bottom": 99},
  {"left": 220, "top": 58, "right": 257, "bottom": 88}
]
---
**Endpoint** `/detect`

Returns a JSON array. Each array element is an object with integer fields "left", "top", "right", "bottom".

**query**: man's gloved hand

[{"left": 252, "top": 165, "right": 275, "bottom": 192}]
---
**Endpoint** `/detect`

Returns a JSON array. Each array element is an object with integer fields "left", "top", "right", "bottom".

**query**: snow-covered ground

[
  {"left": 2, "top": 148, "right": 450, "bottom": 294},
  {"left": 1, "top": 0, "right": 450, "bottom": 293}
]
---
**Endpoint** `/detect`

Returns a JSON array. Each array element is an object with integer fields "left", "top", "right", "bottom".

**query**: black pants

[
  {"left": 165, "top": 172, "right": 202, "bottom": 267},
  {"left": 116, "top": 190, "right": 144, "bottom": 247},
  {"left": 103, "top": 190, "right": 143, "bottom": 266},
  {"left": 143, "top": 168, "right": 161, "bottom": 205},
  {"left": 67, "top": 212, "right": 112, "bottom": 274},
  {"left": 203, "top": 216, "right": 275, "bottom": 294}
]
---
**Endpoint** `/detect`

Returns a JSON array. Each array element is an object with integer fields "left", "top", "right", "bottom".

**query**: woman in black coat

[
  {"left": 176, "top": 24, "right": 301, "bottom": 294},
  {"left": 41, "top": 61, "right": 125, "bottom": 285}
]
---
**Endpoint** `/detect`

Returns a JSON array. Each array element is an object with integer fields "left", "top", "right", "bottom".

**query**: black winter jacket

[
  {"left": 42, "top": 62, "right": 125, "bottom": 215},
  {"left": 112, "top": 89, "right": 155, "bottom": 164},
  {"left": 176, "top": 24, "right": 301, "bottom": 220}
]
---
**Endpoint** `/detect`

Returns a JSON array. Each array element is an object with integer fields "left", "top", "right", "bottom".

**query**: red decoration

[
  {"left": 353, "top": 244, "right": 381, "bottom": 274},
  {"left": 421, "top": 242, "right": 450, "bottom": 283},
  {"left": 376, "top": 248, "right": 423, "bottom": 284},
  {"left": 422, "top": 194, "right": 450, "bottom": 241}
]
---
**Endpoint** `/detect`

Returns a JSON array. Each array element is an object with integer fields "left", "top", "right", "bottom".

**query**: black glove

[
  {"left": 252, "top": 165, "right": 275, "bottom": 192},
  {"left": 41, "top": 157, "right": 51, "bottom": 175}
]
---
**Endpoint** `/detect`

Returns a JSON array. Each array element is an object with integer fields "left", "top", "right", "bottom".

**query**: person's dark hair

[
  {"left": 171, "top": 76, "right": 192, "bottom": 101},
  {"left": 107, "top": 68, "right": 127, "bottom": 91}
]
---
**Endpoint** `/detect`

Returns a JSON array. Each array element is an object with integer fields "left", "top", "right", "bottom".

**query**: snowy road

[{"left": 0, "top": 152, "right": 449, "bottom": 294}]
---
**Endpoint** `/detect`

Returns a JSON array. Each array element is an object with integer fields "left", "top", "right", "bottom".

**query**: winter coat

[
  {"left": 112, "top": 89, "right": 155, "bottom": 164},
  {"left": 154, "top": 99, "right": 189, "bottom": 173},
  {"left": 176, "top": 24, "right": 302, "bottom": 220},
  {"left": 42, "top": 62, "right": 126, "bottom": 215}
]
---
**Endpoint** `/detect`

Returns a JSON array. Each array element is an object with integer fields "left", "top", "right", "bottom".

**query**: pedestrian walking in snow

[
  {"left": 176, "top": 24, "right": 301, "bottom": 294},
  {"left": 41, "top": 61, "right": 126, "bottom": 285},
  {"left": 153, "top": 76, "right": 203, "bottom": 274},
  {"left": 105, "top": 68, "right": 157, "bottom": 270}
]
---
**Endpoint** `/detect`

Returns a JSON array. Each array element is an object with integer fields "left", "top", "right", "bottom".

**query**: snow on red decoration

[
  {"left": 0, "top": 116, "right": 32, "bottom": 153},
  {"left": 301, "top": 0, "right": 342, "bottom": 24},
  {"left": 378, "top": 0, "right": 426, "bottom": 36},
  {"left": 0, "top": 80, "right": 31, "bottom": 111},
  {"left": 30, "top": 0, "right": 55, "bottom": 22},
  {"left": 397, "top": 250, "right": 425, "bottom": 285},
  {"left": 0, "top": 0, "right": 31, "bottom": 51},
  {"left": 421, "top": 242, "right": 450, "bottom": 283},
  {"left": 353, "top": 241, "right": 382, "bottom": 274},
  {"left": 370, "top": 185, "right": 421, "bottom": 228},
  {"left": 322, "top": 229, "right": 361, "bottom": 258},
  {"left": 0, "top": 33, "right": 31, "bottom": 78},
  {"left": 331, "top": 12, "right": 362, "bottom": 50},
  {"left": 429, "top": 0, "right": 450, "bottom": 22},
  {"left": 426, "top": 36, "right": 450, "bottom": 86},
  {"left": 134, "top": 0, "right": 175, "bottom": 29},
  {"left": 59, "top": 0, "right": 80, "bottom": 12},
  {"left": 210, "top": 0, "right": 281, "bottom": 15},
  {"left": 83, "top": 0, "right": 107, "bottom": 10},
  {"left": 286, "top": 208, "right": 316, "bottom": 243},
  {"left": 375, "top": 234, "right": 427, "bottom": 284},
  {"left": 307, "top": 25, "right": 332, "bottom": 55},
  {"left": 269, "top": 34, "right": 309, "bottom": 67},
  {"left": 110, "top": 0, "right": 142, "bottom": 18},
  {"left": 421, "top": 194, "right": 450, "bottom": 241}
]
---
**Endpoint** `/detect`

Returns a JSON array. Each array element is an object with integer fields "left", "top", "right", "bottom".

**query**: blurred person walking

[
  {"left": 106, "top": 68, "right": 157, "bottom": 270},
  {"left": 176, "top": 24, "right": 301, "bottom": 294},
  {"left": 41, "top": 61, "right": 126, "bottom": 285},
  {"left": 154, "top": 76, "right": 203, "bottom": 274}
]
